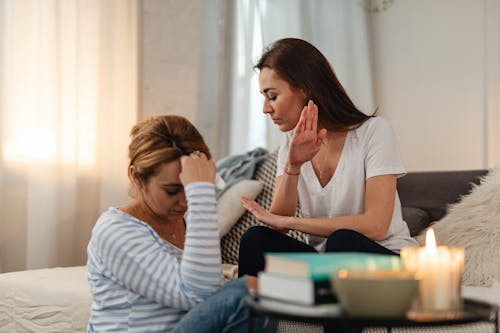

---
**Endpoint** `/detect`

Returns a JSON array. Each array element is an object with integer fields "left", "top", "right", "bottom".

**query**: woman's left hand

[{"left": 241, "top": 196, "right": 290, "bottom": 233}]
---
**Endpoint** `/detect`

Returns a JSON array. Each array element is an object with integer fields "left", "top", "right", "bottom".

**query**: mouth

[{"left": 171, "top": 210, "right": 186, "bottom": 216}]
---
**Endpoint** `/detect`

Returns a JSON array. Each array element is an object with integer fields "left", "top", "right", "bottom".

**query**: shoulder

[
  {"left": 353, "top": 116, "right": 396, "bottom": 142},
  {"left": 357, "top": 116, "right": 392, "bottom": 133},
  {"left": 92, "top": 207, "right": 142, "bottom": 235},
  {"left": 90, "top": 208, "right": 159, "bottom": 252}
]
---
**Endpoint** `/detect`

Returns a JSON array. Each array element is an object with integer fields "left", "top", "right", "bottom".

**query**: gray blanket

[{"left": 215, "top": 147, "right": 268, "bottom": 199}]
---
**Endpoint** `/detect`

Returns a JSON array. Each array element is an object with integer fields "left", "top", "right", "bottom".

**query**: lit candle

[{"left": 400, "top": 228, "right": 464, "bottom": 315}]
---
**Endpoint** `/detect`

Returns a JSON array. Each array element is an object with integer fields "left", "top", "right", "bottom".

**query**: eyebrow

[
  {"left": 160, "top": 183, "right": 183, "bottom": 188},
  {"left": 262, "top": 87, "right": 276, "bottom": 94}
]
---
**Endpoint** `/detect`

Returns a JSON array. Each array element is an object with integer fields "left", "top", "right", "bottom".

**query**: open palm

[
  {"left": 288, "top": 100, "right": 327, "bottom": 166},
  {"left": 240, "top": 196, "right": 289, "bottom": 232}
]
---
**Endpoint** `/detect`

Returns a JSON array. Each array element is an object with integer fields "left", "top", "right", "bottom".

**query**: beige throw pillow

[
  {"left": 417, "top": 166, "right": 500, "bottom": 287},
  {"left": 217, "top": 179, "right": 263, "bottom": 237}
]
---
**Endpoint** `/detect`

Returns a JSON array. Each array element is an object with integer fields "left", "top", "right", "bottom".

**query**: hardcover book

[
  {"left": 265, "top": 252, "right": 402, "bottom": 281},
  {"left": 258, "top": 271, "right": 337, "bottom": 305},
  {"left": 258, "top": 252, "right": 402, "bottom": 305},
  {"left": 253, "top": 290, "right": 342, "bottom": 314}
]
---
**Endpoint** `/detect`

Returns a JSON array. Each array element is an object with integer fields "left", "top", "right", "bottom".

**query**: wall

[
  {"left": 370, "top": 0, "right": 498, "bottom": 171},
  {"left": 140, "top": 0, "right": 230, "bottom": 159},
  {"left": 139, "top": 0, "right": 499, "bottom": 169},
  {"left": 140, "top": 0, "right": 202, "bottom": 122}
]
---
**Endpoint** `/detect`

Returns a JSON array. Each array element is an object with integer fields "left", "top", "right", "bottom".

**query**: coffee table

[{"left": 246, "top": 295, "right": 499, "bottom": 333}]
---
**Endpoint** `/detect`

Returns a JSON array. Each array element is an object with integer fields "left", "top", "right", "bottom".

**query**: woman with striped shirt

[{"left": 87, "top": 115, "right": 275, "bottom": 333}]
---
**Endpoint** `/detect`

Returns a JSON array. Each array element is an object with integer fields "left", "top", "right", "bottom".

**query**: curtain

[
  {"left": 227, "top": 0, "right": 375, "bottom": 155},
  {"left": 0, "top": 0, "right": 138, "bottom": 273}
]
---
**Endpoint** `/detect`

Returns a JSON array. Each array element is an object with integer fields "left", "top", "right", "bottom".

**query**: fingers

[
  {"left": 294, "top": 100, "right": 321, "bottom": 138},
  {"left": 241, "top": 196, "right": 258, "bottom": 211},
  {"left": 305, "top": 100, "right": 313, "bottom": 131},
  {"left": 299, "top": 100, "right": 317, "bottom": 133},
  {"left": 179, "top": 152, "right": 216, "bottom": 185},
  {"left": 190, "top": 151, "right": 208, "bottom": 160},
  {"left": 310, "top": 101, "right": 318, "bottom": 132},
  {"left": 241, "top": 196, "right": 264, "bottom": 219},
  {"left": 303, "top": 101, "right": 312, "bottom": 132},
  {"left": 295, "top": 105, "right": 308, "bottom": 134},
  {"left": 315, "top": 128, "right": 328, "bottom": 147},
  {"left": 179, "top": 151, "right": 207, "bottom": 166}
]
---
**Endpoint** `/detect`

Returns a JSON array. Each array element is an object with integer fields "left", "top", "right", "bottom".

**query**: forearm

[
  {"left": 269, "top": 174, "right": 300, "bottom": 216},
  {"left": 286, "top": 213, "right": 390, "bottom": 241},
  {"left": 182, "top": 182, "right": 223, "bottom": 294}
]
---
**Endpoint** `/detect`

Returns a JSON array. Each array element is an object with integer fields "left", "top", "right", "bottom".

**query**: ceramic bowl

[{"left": 331, "top": 269, "right": 419, "bottom": 318}]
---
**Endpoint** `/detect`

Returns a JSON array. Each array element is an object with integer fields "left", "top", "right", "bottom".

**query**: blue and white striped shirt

[{"left": 87, "top": 182, "right": 223, "bottom": 332}]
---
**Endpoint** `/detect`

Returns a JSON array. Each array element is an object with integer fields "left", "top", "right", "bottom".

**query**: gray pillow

[{"left": 402, "top": 207, "right": 431, "bottom": 237}]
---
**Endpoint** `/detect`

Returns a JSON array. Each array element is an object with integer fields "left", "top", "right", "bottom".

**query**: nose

[
  {"left": 262, "top": 100, "right": 273, "bottom": 114},
  {"left": 177, "top": 192, "right": 188, "bottom": 209}
]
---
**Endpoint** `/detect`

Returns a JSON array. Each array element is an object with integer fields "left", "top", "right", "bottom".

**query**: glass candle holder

[{"left": 400, "top": 229, "right": 464, "bottom": 318}]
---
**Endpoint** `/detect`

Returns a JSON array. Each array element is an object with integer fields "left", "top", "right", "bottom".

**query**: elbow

[
  {"left": 371, "top": 231, "right": 387, "bottom": 242},
  {"left": 269, "top": 205, "right": 288, "bottom": 217},
  {"left": 172, "top": 284, "right": 221, "bottom": 311},
  {"left": 369, "top": 218, "right": 391, "bottom": 242},
  {"left": 164, "top": 276, "right": 223, "bottom": 310}
]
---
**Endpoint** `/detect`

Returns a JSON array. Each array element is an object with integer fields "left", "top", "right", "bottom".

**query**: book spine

[{"left": 313, "top": 279, "right": 337, "bottom": 304}]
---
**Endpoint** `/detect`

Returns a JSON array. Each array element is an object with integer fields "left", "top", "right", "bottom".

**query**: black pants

[
  {"left": 238, "top": 226, "right": 397, "bottom": 278},
  {"left": 238, "top": 226, "right": 397, "bottom": 333}
]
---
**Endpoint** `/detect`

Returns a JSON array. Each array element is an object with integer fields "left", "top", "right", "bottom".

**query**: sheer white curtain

[
  {"left": 0, "top": 0, "right": 138, "bottom": 272},
  {"left": 228, "top": 0, "right": 375, "bottom": 155}
]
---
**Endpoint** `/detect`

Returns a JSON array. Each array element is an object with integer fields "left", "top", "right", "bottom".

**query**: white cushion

[
  {"left": 217, "top": 179, "right": 263, "bottom": 236},
  {"left": 0, "top": 266, "right": 90, "bottom": 332}
]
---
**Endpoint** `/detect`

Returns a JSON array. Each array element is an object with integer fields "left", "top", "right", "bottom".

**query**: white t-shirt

[{"left": 277, "top": 117, "right": 418, "bottom": 253}]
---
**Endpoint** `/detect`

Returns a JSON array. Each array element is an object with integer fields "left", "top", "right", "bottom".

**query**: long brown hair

[
  {"left": 128, "top": 115, "right": 210, "bottom": 185},
  {"left": 255, "top": 38, "right": 373, "bottom": 131}
]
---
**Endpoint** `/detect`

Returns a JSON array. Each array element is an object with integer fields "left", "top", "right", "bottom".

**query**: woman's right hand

[
  {"left": 288, "top": 100, "right": 327, "bottom": 168},
  {"left": 179, "top": 152, "right": 216, "bottom": 186}
]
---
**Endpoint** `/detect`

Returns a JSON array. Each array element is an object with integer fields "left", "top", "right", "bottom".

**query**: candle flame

[{"left": 425, "top": 228, "right": 437, "bottom": 255}]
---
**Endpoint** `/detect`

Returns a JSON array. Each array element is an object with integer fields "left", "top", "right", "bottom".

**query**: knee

[
  {"left": 239, "top": 226, "right": 274, "bottom": 251},
  {"left": 218, "top": 278, "right": 249, "bottom": 315},
  {"left": 222, "top": 278, "right": 249, "bottom": 299},
  {"left": 325, "top": 229, "right": 363, "bottom": 252}
]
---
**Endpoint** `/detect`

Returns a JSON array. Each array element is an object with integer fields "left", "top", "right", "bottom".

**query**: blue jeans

[{"left": 173, "top": 277, "right": 277, "bottom": 333}]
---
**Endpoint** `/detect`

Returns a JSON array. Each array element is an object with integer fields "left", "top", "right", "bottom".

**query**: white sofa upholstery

[{"left": 0, "top": 266, "right": 90, "bottom": 333}]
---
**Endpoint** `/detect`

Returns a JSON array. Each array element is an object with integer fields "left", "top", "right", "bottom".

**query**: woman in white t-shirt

[{"left": 238, "top": 38, "right": 417, "bottom": 278}]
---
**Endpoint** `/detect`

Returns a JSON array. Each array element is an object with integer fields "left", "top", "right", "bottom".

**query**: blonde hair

[{"left": 127, "top": 115, "right": 210, "bottom": 194}]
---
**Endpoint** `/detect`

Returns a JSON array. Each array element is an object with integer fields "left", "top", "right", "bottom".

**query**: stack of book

[{"left": 257, "top": 252, "right": 402, "bottom": 306}]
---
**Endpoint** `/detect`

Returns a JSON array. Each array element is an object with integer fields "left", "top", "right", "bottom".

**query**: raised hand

[
  {"left": 179, "top": 152, "right": 216, "bottom": 186},
  {"left": 288, "top": 100, "right": 327, "bottom": 168}
]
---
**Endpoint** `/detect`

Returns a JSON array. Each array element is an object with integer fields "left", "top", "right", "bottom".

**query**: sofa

[
  {"left": 0, "top": 150, "right": 499, "bottom": 333},
  {"left": 220, "top": 150, "right": 500, "bottom": 333},
  {"left": 221, "top": 150, "right": 491, "bottom": 265},
  {"left": 397, "top": 169, "right": 488, "bottom": 237}
]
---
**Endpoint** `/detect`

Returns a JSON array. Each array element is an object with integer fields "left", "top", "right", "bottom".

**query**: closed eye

[{"left": 162, "top": 185, "right": 184, "bottom": 196}]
